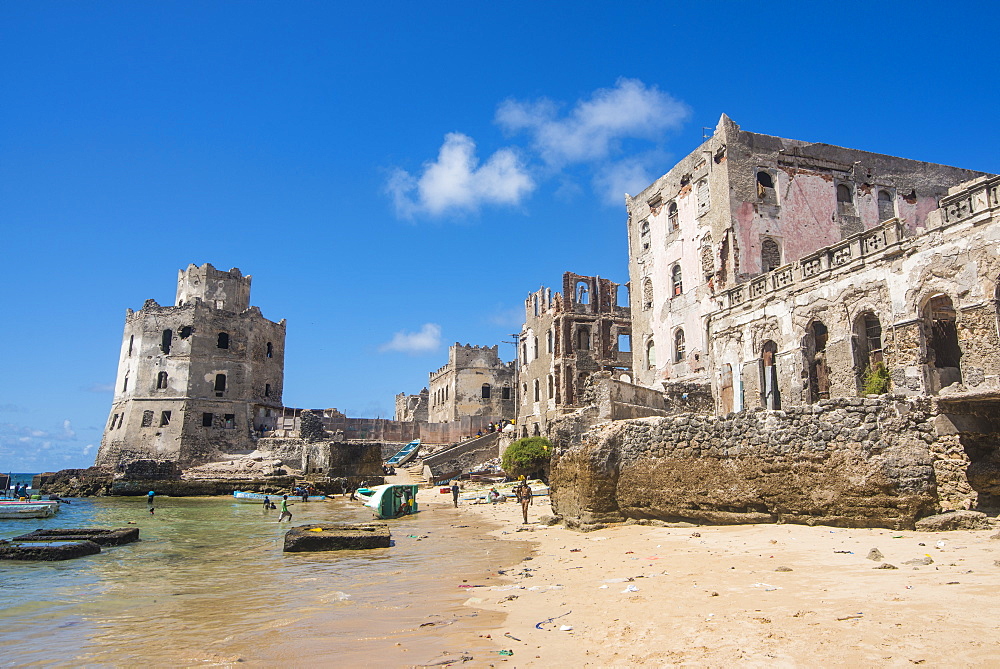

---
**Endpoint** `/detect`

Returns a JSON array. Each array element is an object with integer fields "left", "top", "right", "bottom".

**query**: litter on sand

[
  {"left": 559, "top": 625, "right": 573, "bottom": 631},
  {"left": 621, "top": 584, "right": 639, "bottom": 593},
  {"left": 535, "top": 611, "right": 572, "bottom": 630}
]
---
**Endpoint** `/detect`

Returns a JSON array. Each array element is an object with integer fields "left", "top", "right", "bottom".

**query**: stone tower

[{"left": 96, "top": 264, "right": 286, "bottom": 468}]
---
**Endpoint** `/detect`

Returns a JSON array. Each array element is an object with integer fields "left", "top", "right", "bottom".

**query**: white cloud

[
  {"left": 593, "top": 159, "right": 656, "bottom": 206},
  {"left": 83, "top": 444, "right": 94, "bottom": 454},
  {"left": 379, "top": 323, "right": 442, "bottom": 354},
  {"left": 496, "top": 78, "right": 690, "bottom": 167},
  {"left": 387, "top": 133, "right": 535, "bottom": 218},
  {"left": 85, "top": 383, "right": 114, "bottom": 393}
]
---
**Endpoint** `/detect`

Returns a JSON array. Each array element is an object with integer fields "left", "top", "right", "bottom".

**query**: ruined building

[
  {"left": 96, "top": 264, "right": 286, "bottom": 467},
  {"left": 394, "top": 388, "right": 429, "bottom": 423},
  {"left": 626, "top": 114, "right": 987, "bottom": 392},
  {"left": 518, "top": 272, "right": 632, "bottom": 437},
  {"left": 426, "top": 343, "right": 515, "bottom": 424}
]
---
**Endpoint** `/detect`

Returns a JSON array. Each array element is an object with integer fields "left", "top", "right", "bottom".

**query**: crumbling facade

[
  {"left": 518, "top": 272, "right": 632, "bottom": 437},
  {"left": 96, "top": 264, "right": 286, "bottom": 467},
  {"left": 426, "top": 344, "right": 515, "bottom": 423},
  {"left": 394, "top": 388, "right": 429, "bottom": 422},
  {"left": 626, "top": 114, "right": 987, "bottom": 391}
]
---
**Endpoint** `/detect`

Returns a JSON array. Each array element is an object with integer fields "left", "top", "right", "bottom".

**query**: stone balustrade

[
  {"left": 940, "top": 175, "right": 1000, "bottom": 225},
  {"left": 720, "top": 219, "right": 905, "bottom": 310}
]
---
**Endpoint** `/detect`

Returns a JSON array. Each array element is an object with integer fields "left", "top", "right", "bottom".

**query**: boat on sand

[{"left": 362, "top": 484, "right": 419, "bottom": 519}]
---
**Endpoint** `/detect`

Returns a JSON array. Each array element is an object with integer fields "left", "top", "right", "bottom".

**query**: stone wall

[
  {"left": 422, "top": 432, "right": 501, "bottom": 482},
  {"left": 550, "top": 396, "right": 973, "bottom": 530}
]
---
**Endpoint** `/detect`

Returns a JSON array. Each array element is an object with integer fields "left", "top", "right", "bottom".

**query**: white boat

[
  {"left": 362, "top": 484, "right": 419, "bottom": 519},
  {"left": 232, "top": 491, "right": 326, "bottom": 503},
  {"left": 0, "top": 502, "right": 56, "bottom": 519}
]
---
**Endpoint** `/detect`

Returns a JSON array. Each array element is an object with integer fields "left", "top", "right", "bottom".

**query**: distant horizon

[{"left": 3, "top": 2, "right": 999, "bottom": 471}]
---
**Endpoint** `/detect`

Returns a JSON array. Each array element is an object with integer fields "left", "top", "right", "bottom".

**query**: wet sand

[{"left": 429, "top": 489, "right": 1000, "bottom": 667}]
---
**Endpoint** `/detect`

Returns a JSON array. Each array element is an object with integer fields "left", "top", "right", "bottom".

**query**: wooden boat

[
  {"left": 362, "top": 484, "right": 419, "bottom": 519},
  {"left": 0, "top": 502, "right": 57, "bottom": 519},
  {"left": 232, "top": 491, "right": 326, "bottom": 503},
  {"left": 385, "top": 439, "right": 420, "bottom": 467}
]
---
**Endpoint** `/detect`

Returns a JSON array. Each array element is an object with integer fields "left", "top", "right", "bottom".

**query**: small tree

[
  {"left": 502, "top": 436, "right": 552, "bottom": 479},
  {"left": 861, "top": 362, "right": 891, "bottom": 395}
]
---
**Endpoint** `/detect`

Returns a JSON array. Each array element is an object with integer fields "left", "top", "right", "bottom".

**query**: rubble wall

[{"left": 551, "top": 397, "right": 965, "bottom": 530}]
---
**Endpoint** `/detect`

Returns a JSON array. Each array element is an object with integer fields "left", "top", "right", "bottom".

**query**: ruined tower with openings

[{"left": 97, "top": 264, "right": 286, "bottom": 468}]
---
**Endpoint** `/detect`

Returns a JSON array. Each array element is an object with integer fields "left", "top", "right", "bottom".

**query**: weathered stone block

[
  {"left": 914, "top": 511, "right": 993, "bottom": 532},
  {"left": 283, "top": 523, "right": 390, "bottom": 552},
  {"left": 0, "top": 539, "right": 101, "bottom": 561},
  {"left": 12, "top": 527, "right": 139, "bottom": 546}
]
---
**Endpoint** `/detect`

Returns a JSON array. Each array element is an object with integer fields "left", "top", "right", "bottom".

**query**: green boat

[{"left": 362, "top": 484, "right": 419, "bottom": 519}]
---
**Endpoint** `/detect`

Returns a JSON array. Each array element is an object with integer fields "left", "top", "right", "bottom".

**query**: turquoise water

[{"left": 0, "top": 495, "right": 527, "bottom": 666}]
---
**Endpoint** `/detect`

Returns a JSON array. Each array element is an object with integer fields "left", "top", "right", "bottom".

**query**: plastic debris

[
  {"left": 559, "top": 625, "right": 573, "bottom": 631},
  {"left": 621, "top": 584, "right": 639, "bottom": 593},
  {"left": 534, "top": 610, "right": 572, "bottom": 630},
  {"left": 504, "top": 632, "right": 521, "bottom": 642}
]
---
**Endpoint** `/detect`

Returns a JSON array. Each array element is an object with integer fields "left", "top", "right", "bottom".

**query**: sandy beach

[{"left": 416, "top": 487, "right": 1000, "bottom": 667}]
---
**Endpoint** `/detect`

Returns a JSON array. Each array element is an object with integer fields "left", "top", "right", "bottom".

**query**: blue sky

[{"left": 2, "top": 2, "right": 999, "bottom": 471}]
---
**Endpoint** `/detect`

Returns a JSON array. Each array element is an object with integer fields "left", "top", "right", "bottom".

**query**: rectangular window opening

[
  {"left": 160, "top": 411, "right": 171, "bottom": 427},
  {"left": 141, "top": 410, "right": 154, "bottom": 427},
  {"left": 224, "top": 413, "right": 235, "bottom": 429},
  {"left": 202, "top": 412, "right": 214, "bottom": 427}
]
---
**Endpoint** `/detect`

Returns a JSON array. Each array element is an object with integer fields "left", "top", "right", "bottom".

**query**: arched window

[
  {"left": 760, "top": 340, "right": 780, "bottom": 409},
  {"left": 156, "top": 371, "right": 168, "bottom": 389},
  {"left": 161, "top": 329, "right": 172, "bottom": 354},
  {"left": 265, "top": 383, "right": 271, "bottom": 397},
  {"left": 546, "top": 329, "right": 553, "bottom": 353},
  {"left": 646, "top": 340, "right": 656, "bottom": 369},
  {"left": 576, "top": 282, "right": 590, "bottom": 304},
  {"left": 533, "top": 296, "right": 539, "bottom": 317},
  {"left": 533, "top": 379, "right": 540, "bottom": 402},
  {"left": 481, "top": 383, "right": 491, "bottom": 399},
  {"left": 643, "top": 278, "right": 653, "bottom": 310},
  {"left": 837, "top": 183, "right": 855, "bottom": 215},
  {"left": 697, "top": 179, "right": 710, "bottom": 213},
  {"left": 761, "top": 238, "right": 781, "bottom": 273},
  {"left": 128, "top": 335, "right": 134, "bottom": 356},
  {"left": 266, "top": 342, "right": 273, "bottom": 358},
  {"left": 521, "top": 383, "right": 528, "bottom": 404},
  {"left": 805, "top": 321, "right": 830, "bottom": 403},
  {"left": 674, "top": 329, "right": 686, "bottom": 363},
  {"left": 853, "top": 311, "right": 884, "bottom": 394},
  {"left": 533, "top": 423, "right": 541, "bottom": 436},
  {"left": 640, "top": 221, "right": 650, "bottom": 251},
  {"left": 521, "top": 342, "right": 527, "bottom": 364},
  {"left": 671, "top": 264, "right": 683, "bottom": 296},
  {"left": 667, "top": 202, "right": 678, "bottom": 231},
  {"left": 548, "top": 375, "right": 554, "bottom": 399},
  {"left": 877, "top": 190, "right": 895, "bottom": 222},
  {"left": 217, "top": 332, "right": 229, "bottom": 349},
  {"left": 576, "top": 327, "right": 590, "bottom": 351},
  {"left": 215, "top": 373, "right": 227, "bottom": 392},
  {"left": 533, "top": 336, "right": 539, "bottom": 360},
  {"left": 756, "top": 171, "right": 774, "bottom": 189}
]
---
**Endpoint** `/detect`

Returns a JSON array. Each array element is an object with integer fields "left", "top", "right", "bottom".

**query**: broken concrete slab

[
  {"left": 0, "top": 539, "right": 101, "bottom": 561},
  {"left": 283, "top": 522, "right": 390, "bottom": 552},
  {"left": 13, "top": 527, "right": 139, "bottom": 546}
]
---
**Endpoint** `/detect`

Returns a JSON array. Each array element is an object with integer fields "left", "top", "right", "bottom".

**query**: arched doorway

[
  {"left": 923, "top": 294, "right": 962, "bottom": 393},
  {"left": 804, "top": 320, "right": 830, "bottom": 403}
]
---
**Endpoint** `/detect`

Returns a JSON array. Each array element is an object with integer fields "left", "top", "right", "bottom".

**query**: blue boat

[
  {"left": 385, "top": 439, "right": 420, "bottom": 467},
  {"left": 232, "top": 491, "right": 326, "bottom": 503}
]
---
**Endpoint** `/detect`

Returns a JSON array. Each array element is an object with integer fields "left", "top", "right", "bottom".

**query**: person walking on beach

[
  {"left": 515, "top": 477, "right": 532, "bottom": 524},
  {"left": 147, "top": 490, "right": 155, "bottom": 505},
  {"left": 451, "top": 481, "right": 460, "bottom": 508},
  {"left": 278, "top": 495, "right": 292, "bottom": 522}
]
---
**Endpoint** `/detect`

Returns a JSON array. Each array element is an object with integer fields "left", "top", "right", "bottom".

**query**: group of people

[
  {"left": 261, "top": 494, "right": 293, "bottom": 522},
  {"left": 475, "top": 419, "right": 513, "bottom": 438},
  {"left": 9, "top": 483, "right": 29, "bottom": 499}
]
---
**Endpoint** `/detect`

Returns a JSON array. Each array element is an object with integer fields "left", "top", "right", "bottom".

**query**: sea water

[{"left": 0, "top": 495, "right": 528, "bottom": 666}]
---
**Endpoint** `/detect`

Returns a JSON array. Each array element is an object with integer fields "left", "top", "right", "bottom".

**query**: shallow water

[{"left": 0, "top": 496, "right": 529, "bottom": 666}]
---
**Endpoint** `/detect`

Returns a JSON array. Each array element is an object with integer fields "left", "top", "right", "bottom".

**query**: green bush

[
  {"left": 502, "top": 437, "right": 552, "bottom": 477},
  {"left": 861, "top": 362, "right": 890, "bottom": 395}
]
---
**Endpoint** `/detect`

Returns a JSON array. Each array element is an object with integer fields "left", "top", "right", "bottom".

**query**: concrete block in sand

[{"left": 283, "top": 523, "right": 390, "bottom": 552}]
